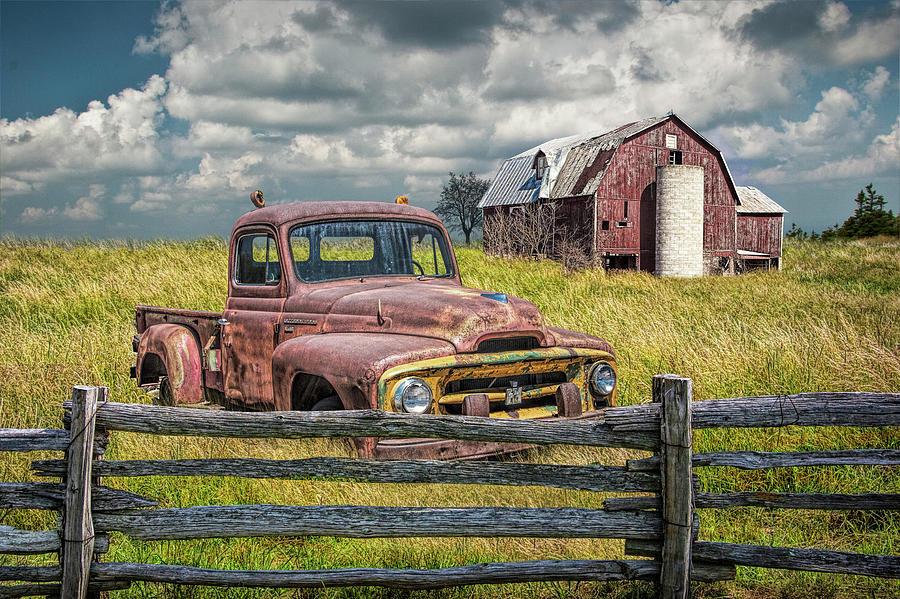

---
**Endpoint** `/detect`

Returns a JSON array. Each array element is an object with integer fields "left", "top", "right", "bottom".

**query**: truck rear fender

[
  {"left": 271, "top": 333, "right": 456, "bottom": 412},
  {"left": 136, "top": 323, "right": 204, "bottom": 404}
]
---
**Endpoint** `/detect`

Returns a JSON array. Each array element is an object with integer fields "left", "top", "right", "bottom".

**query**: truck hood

[{"left": 294, "top": 279, "right": 551, "bottom": 351}]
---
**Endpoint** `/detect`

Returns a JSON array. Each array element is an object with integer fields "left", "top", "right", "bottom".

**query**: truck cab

[{"left": 133, "top": 201, "right": 618, "bottom": 459}]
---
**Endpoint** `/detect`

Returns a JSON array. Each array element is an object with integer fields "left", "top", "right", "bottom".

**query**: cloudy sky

[{"left": 2, "top": 0, "right": 898, "bottom": 239}]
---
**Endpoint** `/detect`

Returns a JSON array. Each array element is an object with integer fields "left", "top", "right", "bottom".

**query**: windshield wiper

[{"left": 416, "top": 273, "right": 454, "bottom": 280}]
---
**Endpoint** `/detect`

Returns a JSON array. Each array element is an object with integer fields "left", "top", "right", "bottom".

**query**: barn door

[{"left": 639, "top": 183, "right": 656, "bottom": 273}]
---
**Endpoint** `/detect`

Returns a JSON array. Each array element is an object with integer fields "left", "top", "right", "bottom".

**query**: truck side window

[{"left": 236, "top": 234, "right": 281, "bottom": 285}]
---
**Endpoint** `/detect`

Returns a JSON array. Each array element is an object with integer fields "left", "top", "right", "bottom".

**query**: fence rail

[{"left": 1, "top": 378, "right": 898, "bottom": 598}]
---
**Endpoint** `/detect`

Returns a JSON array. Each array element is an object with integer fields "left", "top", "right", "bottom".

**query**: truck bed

[{"left": 135, "top": 305, "right": 222, "bottom": 342}]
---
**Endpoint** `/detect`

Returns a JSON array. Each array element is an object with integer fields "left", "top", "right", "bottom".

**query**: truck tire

[
  {"left": 311, "top": 395, "right": 343, "bottom": 411},
  {"left": 157, "top": 376, "right": 174, "bottom": 406}
]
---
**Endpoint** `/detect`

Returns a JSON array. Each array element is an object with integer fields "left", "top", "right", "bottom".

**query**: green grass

[{"left": 1, "top": 236, "right": 898, "bottom": 598}]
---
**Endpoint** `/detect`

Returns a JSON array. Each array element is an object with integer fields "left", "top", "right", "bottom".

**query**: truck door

[{"left": 222, "top": 229, "right": 286, "bottom": 410}]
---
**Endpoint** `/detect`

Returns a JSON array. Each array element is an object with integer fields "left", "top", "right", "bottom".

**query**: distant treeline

[{"left": 787, "top": 183, "right": 899, "bottom": 240}]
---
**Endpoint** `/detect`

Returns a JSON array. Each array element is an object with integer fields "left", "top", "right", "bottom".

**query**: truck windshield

[{"left": 289, "top": 220, "right": 454, "bottom": 283}]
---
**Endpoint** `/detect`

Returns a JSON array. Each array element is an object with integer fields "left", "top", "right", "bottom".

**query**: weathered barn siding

[
  {"left": 737, "top": 215, "right": 783, "bottom": 258},
  {"left": 482, "top": 206, "right": 503, "bottom": 252},
  {"left": 554, "top": 197, "right": 594, "bottom": 256},
  {"left": 592, "top": 119, "right": 736, "bottom": 274},
  {"left": 735, "top": 186, "right": 786, "bottom": 268}
]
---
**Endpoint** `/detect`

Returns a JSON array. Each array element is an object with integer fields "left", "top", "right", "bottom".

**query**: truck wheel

[
  {"left": 311, "top": 395, "right": 343, "bottom": 411},
  {"left": 157, "top": 376, "right": 175, "bottom": 406}
]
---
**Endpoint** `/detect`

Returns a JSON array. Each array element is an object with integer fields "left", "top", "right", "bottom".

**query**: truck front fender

[
  {"left": 136, "top": 324, "right": 204, "bottom": 404},
  {"left": 272, "top": 333, "right": 456, "bottom": 411},
  {"left": 546, "top": 326, "right": 615, "bottom": 357}
]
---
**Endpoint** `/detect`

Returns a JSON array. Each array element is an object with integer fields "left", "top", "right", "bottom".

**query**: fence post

[
  {"left": 654, "top": 375, "right": 693, "bottom": 599},
  {"left": 61, "top": 385, "right": 102, "bottom": 599}
]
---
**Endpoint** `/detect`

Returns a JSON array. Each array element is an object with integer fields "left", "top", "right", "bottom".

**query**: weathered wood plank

[
  {"left": 87, "top": 560, "right": 737, "bottom": 588},
  {"left": 65, "top": 392, "right": 900, "bottom": 450},
  {"left": 0, "top": 527, "right": 59, "bottom": 555},
  {"left": 94, "top": 505, "right": 663, "bottom": 541},
  {"left": 0, "top": 584, "right": 59, "bottom": 599},
  {"left": 82, "top": 402, "right": 659, "bottom": 450},
  {"left": 690, "top": 392, "right": 900, "bottom": 429},
  {"left": 61, "top": 385, "right": 99, "bottom": 599},
  {"left": 0, "top": 482, "right": 65, "bottom": 510},
  {"left": 604, "top": 496, "right": 659, "bottom": 511},
  {"left": 626, "top": 456, "right": 660, "bottom": 471},
  {"left": 0, "top": 530, "right": 109, "bottom": 556},
  {"left": 0, "top": 429, "right": 69, "bottom": 453},
  {"left": 0, "top": 581, "right": 131, "bottom": 598},
  {"left": 32, "top": 457, "right": 660, "bottom": 493},
  {"left": 0, "top": 482, "right": 157, "bottom": 511},
  {"left": 655, "top": 375, "right": 693, "bottom": 599},
  {"left": 622, "top": 540, "right": 736, "bottom": 582},
  {"left": 595, "top": 392, "right": 900, "bottom": 433},
  {"left": 694, "top": 492, "right": 900, "bottom": 510},
  {"left": 692, "top": 541, "right": 900, "bottom": 579},
  {"left": 90, "top": 559, "right": 663, "bottom": 589},
  {"left": 0, "top": 566, "right": 59, "bottom": 582},
  {"left": 605, "top": 493, "right": 900, "bottom": 511},
  {"left": 692, "top": 449, "right": 900, "bottom": 469},
  {"left": 628, "top": 449, "right": 900, "bottom": 471}
]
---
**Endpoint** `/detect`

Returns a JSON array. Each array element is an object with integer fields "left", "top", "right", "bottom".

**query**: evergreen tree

[{"left": 834, "top": 184, "right": 898, "bottom": 238}]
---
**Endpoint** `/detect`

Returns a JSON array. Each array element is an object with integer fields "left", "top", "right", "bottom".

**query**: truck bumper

[{"left": 371, "top": 409, "right": 605, "bottom": 460}]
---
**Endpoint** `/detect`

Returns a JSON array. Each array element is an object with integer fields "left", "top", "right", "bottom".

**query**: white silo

[{"left": 655, "top": 165, "right": 704, "bottom": 277}]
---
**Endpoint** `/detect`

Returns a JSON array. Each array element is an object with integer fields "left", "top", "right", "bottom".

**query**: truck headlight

[
  {"left": 394, "top": 378, "right": 433, "bottom": 414},
  {"left": 588, "top": 362, "right": 616, "bottom": 397}
]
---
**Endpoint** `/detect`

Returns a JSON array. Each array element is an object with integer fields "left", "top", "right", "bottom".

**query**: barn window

[
  {"left": 668, "top": 150, "right": 683, "bottom": 165},
  {"left": 601, "top": 220, "right": 610, "bottom": 231},
  {"left": 533, "top": 151, "right": 548, "bottom": 180}
]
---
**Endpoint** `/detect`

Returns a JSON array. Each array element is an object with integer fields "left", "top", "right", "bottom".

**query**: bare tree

[
  {"left": 484, "top": 202, "right": 556, "bottom": 257},
  {"left": 435, "top": 171, "right": 489, "bottom": 244},
  {"left": 484, "top": 201, "right": 594, "bottom": 271}
]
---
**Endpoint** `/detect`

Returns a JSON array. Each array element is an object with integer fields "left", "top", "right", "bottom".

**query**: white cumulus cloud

[
  {"left": 1, "top": 76, "right": 167, "bottom": 185},
  {"left": 20, "top": 206, "right": 58, "bottom": 224},
  {"left": 63, "top": 185, "right": 105, "bottom": 221}
]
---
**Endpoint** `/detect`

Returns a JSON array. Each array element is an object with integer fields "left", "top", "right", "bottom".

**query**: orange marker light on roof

[
  {"left": 251, "top": 190, "right": 265, "bottom": 208},
  {"left": 395, "top": 195, "right": 409, "bottom": 205}
]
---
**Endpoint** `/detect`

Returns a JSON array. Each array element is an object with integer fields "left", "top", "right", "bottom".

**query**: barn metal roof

[
  {"left": 478, "top": 155, "right": 542, "bottom": 208},
  {"left": 736, "top": 186, "right": 788, "bottom": 214},
  {"left": 480, "top": 115, "right": 750, "bottom": 209},
  {"left": 480, "top": 115, "right": 725, "bottom": 208}
]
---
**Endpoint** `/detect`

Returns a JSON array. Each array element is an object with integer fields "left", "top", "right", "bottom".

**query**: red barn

[{"left": 479, "top": 114, "right": 786, "bottom": 276}]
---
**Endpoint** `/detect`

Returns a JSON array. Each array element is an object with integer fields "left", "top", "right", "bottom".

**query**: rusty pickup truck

[{"left": 131, "top": 199, "right": 618, "bottom": 459}]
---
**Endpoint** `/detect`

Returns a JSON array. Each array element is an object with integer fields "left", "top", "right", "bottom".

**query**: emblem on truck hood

[{"left": 480, "top": 292, "right": 508, "bottom": 304}]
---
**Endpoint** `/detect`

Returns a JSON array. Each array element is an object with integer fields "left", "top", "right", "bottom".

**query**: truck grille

[
  {"left": 444, "top": 371, "right": 566, "bottom": 394},
  {"left": 442, "top": 395, "right": 557, "bottom": 415},
  {"left": 476, "top": 336, "right": 539, "bottom": 353}
]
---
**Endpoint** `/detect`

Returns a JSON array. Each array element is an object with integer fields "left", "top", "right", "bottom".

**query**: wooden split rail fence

[{"left": 1, "top": 376, "right": 898, "bottom": 598}]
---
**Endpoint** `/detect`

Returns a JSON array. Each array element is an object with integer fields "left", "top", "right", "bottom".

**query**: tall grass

[{"left": 0, "top": 236, "right": 897, "bottom": 598}]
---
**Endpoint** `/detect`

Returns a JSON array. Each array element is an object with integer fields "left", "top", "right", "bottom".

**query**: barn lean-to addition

[
  {"left": 735, "top": 185, "right": 787, "bottom": 270},
  {"left": 479, "top": 114, "right": 787, "bottom": 276}
]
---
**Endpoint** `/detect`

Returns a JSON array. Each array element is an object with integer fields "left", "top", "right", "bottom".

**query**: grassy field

[{"left": 0, "top": 236, "right": 898, "bottom": 598}]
